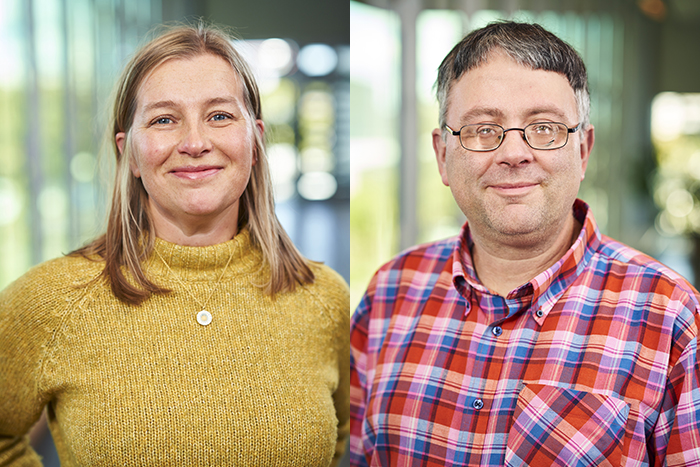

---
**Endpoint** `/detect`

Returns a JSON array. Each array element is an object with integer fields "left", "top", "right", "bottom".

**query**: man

[{"left": 350, "top": 21, "right": 700, "bottom": 466}]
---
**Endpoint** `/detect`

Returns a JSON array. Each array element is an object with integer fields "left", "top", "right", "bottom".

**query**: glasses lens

[
  {"left": 524, "top": 123, "right": 568, "bottom": 149},
  {"left": 461, "top": 124, "right": 503, "bottom": 151}
]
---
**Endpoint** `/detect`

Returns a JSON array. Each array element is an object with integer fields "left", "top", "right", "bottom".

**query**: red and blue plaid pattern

[{"left": 350, "top": 200, "right": 700, "bottom": 466}]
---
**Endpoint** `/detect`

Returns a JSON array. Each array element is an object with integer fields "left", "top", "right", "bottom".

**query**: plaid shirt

[{"left": 350, "top": 200, "right": 700, "bottom": 466}]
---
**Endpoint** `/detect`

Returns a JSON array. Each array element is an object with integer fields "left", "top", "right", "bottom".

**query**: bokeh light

[
  {"left": 297, "top": 44, "right": 338, "bottom": 77},
  {"left": 70, "top": 152, "right": 96, "bottom": 183},
  {"left": 297, "top": 172, "right": 337, "bottom": 200},
  {"left": 0, "top": 178, "right": 23, "bottom": 226}
]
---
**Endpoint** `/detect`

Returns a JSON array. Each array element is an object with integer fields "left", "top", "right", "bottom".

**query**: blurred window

[{"left": 651, "top": 92, "right": 700, "bottom": 283}]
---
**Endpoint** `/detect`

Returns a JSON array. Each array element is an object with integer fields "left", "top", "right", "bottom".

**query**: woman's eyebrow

[
  {"left": 205, "top": 96, "right": 239, "bottom": 107},
  {"left": 142, "top": 99, "right": 177, "bottom": 113},
  {"left": 141, "top": 96, "right": 239, "bottom": 113}
]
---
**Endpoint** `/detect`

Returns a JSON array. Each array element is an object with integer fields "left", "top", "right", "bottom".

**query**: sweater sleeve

[
  {"left": 0, "top": 258, "right": 95, "bottom": 466},
  {"left": 332, "top": 294, "right": 350, "bottom": 467},
  {"left": 310, "top": 265, "right": 350, "bottom": 467},
  {"left": 0, "top": 272, "right": 53, "bottom": 465}
]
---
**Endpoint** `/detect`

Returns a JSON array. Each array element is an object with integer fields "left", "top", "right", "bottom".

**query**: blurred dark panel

[{"left": 162, "top": 0, "right": 349, "bottom": 44}]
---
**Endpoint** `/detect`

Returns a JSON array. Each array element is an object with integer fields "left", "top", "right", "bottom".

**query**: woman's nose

[{"left": 178, "top": 122, "right": 212, "bottom": 157}]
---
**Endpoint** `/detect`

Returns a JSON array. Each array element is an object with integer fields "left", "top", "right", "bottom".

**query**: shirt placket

[{"left": 457, "top": 290, "right": 536, "bottom": 465}]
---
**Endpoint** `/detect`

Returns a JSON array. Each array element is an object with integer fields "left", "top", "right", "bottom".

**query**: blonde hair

[{"left": 74, "top": 23, "right": 314, "bottom": 305}]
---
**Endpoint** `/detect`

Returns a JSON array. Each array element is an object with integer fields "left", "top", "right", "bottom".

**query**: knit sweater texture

[{"left": 0, "top": 228, "right": 349, "bottom": 466}]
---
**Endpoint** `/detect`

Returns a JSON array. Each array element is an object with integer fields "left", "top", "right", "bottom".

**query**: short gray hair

[{"left": 436, "top": 21, "right": 590, "bottom": 131}]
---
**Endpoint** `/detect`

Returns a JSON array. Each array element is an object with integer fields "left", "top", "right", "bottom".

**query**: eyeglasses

[{"left": 444, "top": 121, "right": 581, "bottom": 152}]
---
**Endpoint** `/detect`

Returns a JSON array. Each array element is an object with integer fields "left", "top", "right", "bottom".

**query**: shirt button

[
  {"left": 472, "top": 398, "right": 484, "bottom": 410},
  {"left": 536, "top": 309, "right": 544, "bottom": 318},
  {"left": 492, "top": 326, "right": 503, "bottom": 337}
]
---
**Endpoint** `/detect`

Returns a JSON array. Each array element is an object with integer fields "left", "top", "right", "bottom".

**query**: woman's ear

[
  {"left": 253, "top": 120, "right": 265, "bottom": 165},
  {"left": 116, "top": 132, "right": 126, "bottom": 155},
  {"left": 116, "top": 132, "right": 141, "bottom": 178}
]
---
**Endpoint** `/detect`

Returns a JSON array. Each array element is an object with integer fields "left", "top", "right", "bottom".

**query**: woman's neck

[{"left": 149, "top": 203, "right": 239, "bottom": 247}]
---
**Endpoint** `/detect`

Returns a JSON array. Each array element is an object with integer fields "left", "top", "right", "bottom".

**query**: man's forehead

[
  {"left": 446, "top": 53, "right": 578, "bottom": 122},
  {"left": 457, "top": 48, "right": 570, "bottom": 82}
]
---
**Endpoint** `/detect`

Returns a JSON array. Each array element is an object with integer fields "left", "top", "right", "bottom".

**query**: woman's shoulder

[
  {"left": 304, "top": 262, "right": 349, "bottom": 314},
  {"left": 0, "top": 255, "right": 104, "bottom": 369},
  {"left": 1, "top": 254, "right": 104, "bottom": 315}
]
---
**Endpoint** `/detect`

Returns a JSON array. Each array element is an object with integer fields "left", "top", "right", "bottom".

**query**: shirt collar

[{"left": 452, "top": 199, "right": 601, "bottom": 321}]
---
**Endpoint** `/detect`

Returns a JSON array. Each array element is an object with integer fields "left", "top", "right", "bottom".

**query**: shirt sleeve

[
  {"left": 0, "top": 273, "right": 54, "bottom": 466},
  {"left": 349, "top": 281, "right": 374, "bottom": 467},
  {"left": 655, "top": 325, "right": 700, "bottom": 466}
]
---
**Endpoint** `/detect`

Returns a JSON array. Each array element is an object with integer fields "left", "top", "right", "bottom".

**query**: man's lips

[
  {"left": 488, "top": 182, "right": 539, "bottom": 196},
  {"left": 169, "top": 166, "right": 222, "bottom": 180}
]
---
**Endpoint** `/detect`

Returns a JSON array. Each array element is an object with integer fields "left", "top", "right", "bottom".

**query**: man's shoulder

[
  {"left": 360, "top": 235, "right": 460, "bottom": 308},
  {"left": 353, "top": 235, "right": 462, "bottom": 338},
  {"left": 596, "top": 234, "right": 700, "bottom": 303},
  {"left": 377, "top": 235, "right": 459, "bottom": 275}
]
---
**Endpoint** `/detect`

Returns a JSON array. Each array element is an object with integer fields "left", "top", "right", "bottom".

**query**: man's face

[{"left": 432, "top": 50, "right": 594, "bottom": 248}]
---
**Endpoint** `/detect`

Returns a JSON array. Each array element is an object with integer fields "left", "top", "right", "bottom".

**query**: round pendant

[{"left": 196, "top": 310, "right": 212, "bottom": 326}]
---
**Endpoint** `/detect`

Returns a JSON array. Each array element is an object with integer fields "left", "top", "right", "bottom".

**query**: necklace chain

[{"left": 154, "top": 244, "right": 234, "bottom": 315}]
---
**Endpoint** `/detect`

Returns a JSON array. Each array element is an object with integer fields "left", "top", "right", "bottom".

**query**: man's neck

[{"left": 470, "top": 216, "right": 582, "bottom": 297}]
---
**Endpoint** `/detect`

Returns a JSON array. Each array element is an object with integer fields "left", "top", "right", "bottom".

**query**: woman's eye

[
  {"left": 211, "top": 113, "right": 231, "bottom": 122},
  {"left": 154, "top": 117, "right": 172, "bottom": 125}
]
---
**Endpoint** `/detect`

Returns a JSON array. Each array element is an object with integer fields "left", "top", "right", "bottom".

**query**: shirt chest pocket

[{"left": 505, "top": 384, "right": 630, "bottom": 467}]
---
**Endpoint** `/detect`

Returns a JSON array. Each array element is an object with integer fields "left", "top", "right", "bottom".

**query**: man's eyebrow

[
  {"left": 523, "top": 106, "right": 570, "bottom": 121},
  {"left": 458, "top": 106, "right": 572, "bottom": 124},
  {"left": 458, "top": 107, "right": 505, "bottom": 124}
]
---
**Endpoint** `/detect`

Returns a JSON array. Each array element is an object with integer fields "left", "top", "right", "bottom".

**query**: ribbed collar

[
  {"left": 145, "top": 227, "right": 261, "bottom": 280},
  {"left": 453, "top": 199, "right": 601, "bottom": 320}
]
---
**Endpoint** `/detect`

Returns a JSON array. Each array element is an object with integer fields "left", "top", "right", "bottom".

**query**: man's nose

[{"left": 493, "top": 128, "right": 533, "bottom": 166}]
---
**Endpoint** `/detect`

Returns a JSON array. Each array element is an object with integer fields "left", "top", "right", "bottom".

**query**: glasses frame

[{"left": 444, "top": 121, "right": 582, "bottom": 152}]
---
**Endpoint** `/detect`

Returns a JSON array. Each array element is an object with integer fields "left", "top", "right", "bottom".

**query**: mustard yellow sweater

[{"left": 0, "top": 229, "right": 349, "bottom": 466}]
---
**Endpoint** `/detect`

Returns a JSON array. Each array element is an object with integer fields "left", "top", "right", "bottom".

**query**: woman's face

[{"left": 116, "top": 53, "right": 263, "bottom": 239}]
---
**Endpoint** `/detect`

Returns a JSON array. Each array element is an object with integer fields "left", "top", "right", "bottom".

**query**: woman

[{"left": 0, "top": 24, "right": 349, "bottom": 466}]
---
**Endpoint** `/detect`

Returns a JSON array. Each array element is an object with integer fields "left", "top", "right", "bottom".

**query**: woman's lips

[{"left": 170, "top": 166, "right": 222, "bottom": 180}]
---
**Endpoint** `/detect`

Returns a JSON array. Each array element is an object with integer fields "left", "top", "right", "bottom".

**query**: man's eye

[
  {"left": 477, "top": 127, "right": 496, "bottom": 136},
  {"left": 533, "top": 124, "right": 554, "bottom": 133}
]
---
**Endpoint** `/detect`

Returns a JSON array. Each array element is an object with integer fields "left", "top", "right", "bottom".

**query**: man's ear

[
  {"left": 579, "top": 124, "right": 595, "bottom": 181},
  {"left": 432, "top": 128, "right": 450, "bottom": 187}
]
